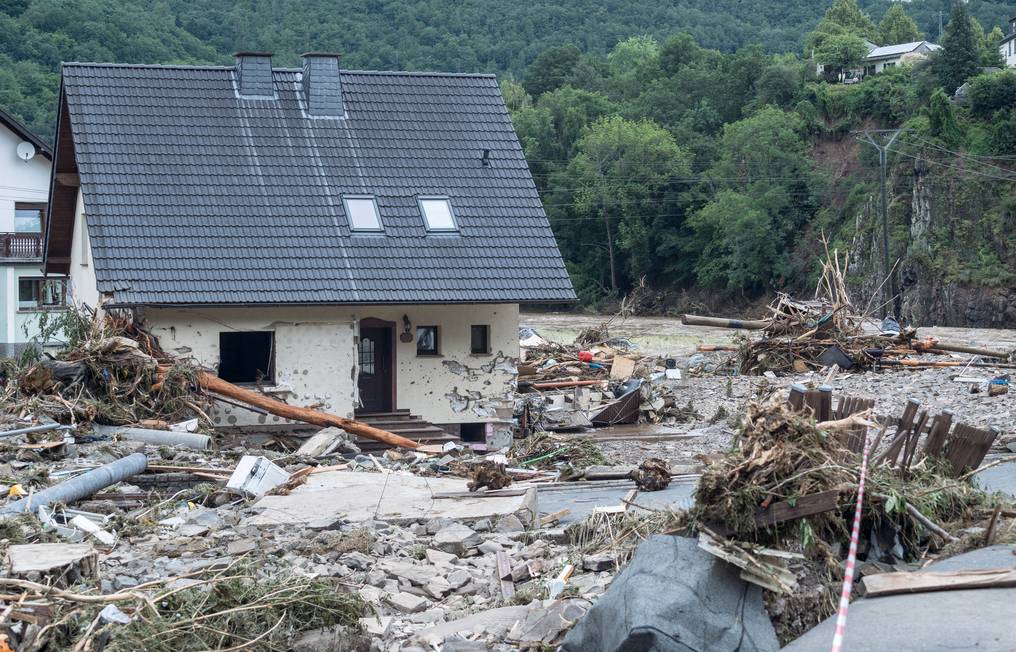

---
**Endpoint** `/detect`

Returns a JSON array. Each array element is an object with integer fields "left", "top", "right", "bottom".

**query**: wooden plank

[
  {"left": 495, "top": 550, "right": 515, "bottom": 599},
  {"left": 539, "top": 508, "right": 570, "bottom": 527},
  {"left": 609, "top": 355, "right": 637, "bottom": 380},
  {"left": 753, "top": 489, "right": 843, "bottom": 528},
  {"left": 862, "top": 568, "right": 1016, "bottom": 597}
]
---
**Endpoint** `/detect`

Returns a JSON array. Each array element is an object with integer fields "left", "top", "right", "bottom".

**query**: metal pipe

[
  {"left": 0, "top": 423, "right": 73, "bottom": 439},
  {"left": 0, "top": 453, "right": 148, "bottom": 516},
  {"left": 91, "top": 424, "right": 211, "bottom": 450}
]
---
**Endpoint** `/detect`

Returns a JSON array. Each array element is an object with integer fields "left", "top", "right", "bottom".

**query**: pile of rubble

[
  {"left": 517, "top": 324, "right": 695, "bottom": 434},
  {"left": 682, "top": 250, "right": 1016, "bottom": 376},
  {"left": 0, "top": 306, "right": 1012, "bottom": 650}
]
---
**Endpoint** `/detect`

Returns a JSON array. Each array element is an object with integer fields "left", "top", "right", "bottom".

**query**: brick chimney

[
  {"left": 301, "top": 52, "right": 343, "bottom": 117},
  {"left": 234, "top": 52, "right": 274, "bottom": 97}
]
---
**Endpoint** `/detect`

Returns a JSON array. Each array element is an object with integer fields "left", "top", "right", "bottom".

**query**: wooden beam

[
  {"left": 862, "top": 568, "right": 1016, "bottom": 597},
  {"left": 753, "top": 489, "right": 845, "bottom": 528},
  {"left": 55, "top": 172, "right": 79, "bottom": 187}
]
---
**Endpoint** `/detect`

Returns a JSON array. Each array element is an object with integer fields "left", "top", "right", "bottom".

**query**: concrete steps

[{"left": 355, "top": 410, "right": 457, "bottom": 450}]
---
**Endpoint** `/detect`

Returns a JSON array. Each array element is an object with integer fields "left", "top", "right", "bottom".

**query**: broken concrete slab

[
  {"left": 247, "top": 471, "right": 537, "bottom": 526},
  {"left": 433, "top": 523, "right": 482, "bottom": 556},
  {"left": 296, "top": 428, "right": 343, "bottom": 457},
  {"left": 973, "top": 460, "right": 1016, "bottom": 499},
  {"left": 783, "top": 545, "right": 1016, "bottom": 652},
  {"left": 387, "top": 591, "right": 431, "bottom": 613},
  {"left": 561, "top": 535, "right": 779, "bottom": 652},
  {"left": 413, "top": 605, "right": 531, "bottom": 646}
]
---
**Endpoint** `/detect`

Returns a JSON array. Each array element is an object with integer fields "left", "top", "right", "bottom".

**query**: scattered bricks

[
  {"left": 433, "top": 523, "right": 482, "bottom": 555},
  {"left": 340, "top": 551, "right": 374, "bottom": 570},
  {"left": 582, "top": 553, "right": 616, "bottom": 572},
  {"left": 494, "top": 514, "right": 525, "bottom": 533},
  {"left": 446, "top": 569, "right": 472, "bottom": 590},
  {"left": 388, "top": 591, "right": 431, "bottom": 613},
  {"left": 426, "top": 548, "right": 458, "bottom": 565}
]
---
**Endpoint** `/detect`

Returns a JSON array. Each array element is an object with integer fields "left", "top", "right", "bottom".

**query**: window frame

[
  {"left": 17, "top": 277, "right": 67, "bottom": 312},
  {"left": 14, "top": 203, "right": 46, "bottom": 234},
  {"left": 416, "top": 325, "right": 440, "bottom": 356},
  {"left": 470, "top": 324, "right": 491, "bottom": 355},
  {"left": 342, "top": 194, "right": 384, "bottom": 232},
  {"left": 417, "top": 196, "right": 459, "bottom": 232},
  {"left": 217, "top": 331, "right": 276, "bottom": 385}
]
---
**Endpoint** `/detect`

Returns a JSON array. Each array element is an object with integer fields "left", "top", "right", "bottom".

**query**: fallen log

[
  {"left": 529, "top": 380, "right": 606, "bottom": 390},
  {"left": 915, "top": 339, "right": 1012, "bottom": 360},
  {"left": 193, "top": 372, "right": 419, "bottom": 450},
  {"left": 681, "top": 314, "right": 770, "bottom": 330}
]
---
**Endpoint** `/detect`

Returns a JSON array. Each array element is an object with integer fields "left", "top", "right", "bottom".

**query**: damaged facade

[{"left": 43, "top": 53, "right": 575, "bottom": 435}]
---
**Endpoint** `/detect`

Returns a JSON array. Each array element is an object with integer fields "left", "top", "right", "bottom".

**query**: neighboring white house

[
  {"left": 862, "top": 40, "right": 942, "bottom": 76},
  {"left": 1000, "top": 16, "right": 1016, "bottom": 68},
  {"left": 0, "top": 108, "right": 66, "bottom": 358},
  {"left": 44, "top": 53, "right": 576, "bottom": 443}
]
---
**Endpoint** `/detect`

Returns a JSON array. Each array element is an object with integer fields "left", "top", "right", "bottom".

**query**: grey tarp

[{"left": 561, "top": 535, "right": 779, "bottom": 652}]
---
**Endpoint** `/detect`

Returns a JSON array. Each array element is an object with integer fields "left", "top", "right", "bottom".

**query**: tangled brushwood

[
  {"left": 0, "top": 562, "right": 368, "bottom": 651},
  {"left": 0, "top": 309, "right": 209, "bottom": 427}
]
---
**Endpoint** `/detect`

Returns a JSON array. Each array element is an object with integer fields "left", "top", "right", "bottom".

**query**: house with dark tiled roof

[{"left": 44, "top": 52, "right": 575, "bottom": 439}]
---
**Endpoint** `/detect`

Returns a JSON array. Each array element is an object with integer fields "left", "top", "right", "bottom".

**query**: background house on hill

[
  {"left": 43, "top": 53, "right": 575, "bottom": 442},
  {"left": 0, "top": 107, "right": 67, "bottom": 357},
  {"left": 862, "top": 40, "right": 942, "bottom": 76}
]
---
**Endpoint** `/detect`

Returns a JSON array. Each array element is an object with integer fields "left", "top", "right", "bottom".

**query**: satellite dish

[{"left": 16, "top": 141, "right": 36, "bottom": 162}]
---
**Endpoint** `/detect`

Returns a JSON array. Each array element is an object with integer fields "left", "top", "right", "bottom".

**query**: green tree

[
  {"left": 879, "top": 3, "right": 922, "bottom": 46},
  {"left": 924, "top": 88, "right": 963, "bottom": 145},
  {"left": 659, "top": 32, "right": 703, "bottom": 74},
  {"left": 606, "top": 35, "right": 661, "bottom": 99},
  {"left": 564, "top": 116, "right": 691, "bottom": 294},
  {"left": 982, "top": 25, "right": 1006, "bottom": 67},
  {"left": 823, "top": 0, "right": 877, "bottom": 38},
  {"left": 937, "top": 2, "right": 982, "bottom": 93},
  {"left": 687, "top": 190, "right": 783, "bottom": 292},
  {"left": 522, "top": 44, "right": 581, "bottom": 98},
  {"left": 815, "top": 33, "right": 870, "bottom": 77},
  {"left": 499, "top": 79, "right": 531, "bottom": 114},
  {"left": 967, "top": 71, "right": 1016, "bottom": 119}
]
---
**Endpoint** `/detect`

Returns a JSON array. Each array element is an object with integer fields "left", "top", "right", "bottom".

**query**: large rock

[{"left": 561, "top": 535, "right": 779, "bottom": 652}]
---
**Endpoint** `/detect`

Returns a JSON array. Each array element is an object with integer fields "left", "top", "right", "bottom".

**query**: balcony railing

[{"left": 1, "top": 233, "right": 42, "bottom": 258}]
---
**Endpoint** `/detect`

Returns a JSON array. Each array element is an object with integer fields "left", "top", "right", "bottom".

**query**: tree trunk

[{"left": 193, "top": 371, "right": 419, "bottom": 449}]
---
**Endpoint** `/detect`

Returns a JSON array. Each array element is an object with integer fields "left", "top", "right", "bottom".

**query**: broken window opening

[
  {"left": 470, "top": 324, "right": 490, "bottom": 355},
  {"left": 219, "top": 331, "right": 275, "bottom": 384},
  {"left": 416, "top": 326, "right": 439, "bottom": 356},
  {"left": 18, "top": 278, "right": 66, "bottom": 310}
]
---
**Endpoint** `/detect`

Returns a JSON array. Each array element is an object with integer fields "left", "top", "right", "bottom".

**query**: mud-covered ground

[{"left": 522, "top": 312, "right": 1016, "bottom": 467}]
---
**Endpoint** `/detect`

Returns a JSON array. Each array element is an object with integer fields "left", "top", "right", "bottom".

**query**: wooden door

[{"left": 357, "top": 326, "right": 392, "bottom": 413}]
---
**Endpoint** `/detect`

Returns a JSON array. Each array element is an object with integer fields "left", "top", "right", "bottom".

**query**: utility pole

[{"left": 853, "top": 129, "right": 907, "bottom": 319}]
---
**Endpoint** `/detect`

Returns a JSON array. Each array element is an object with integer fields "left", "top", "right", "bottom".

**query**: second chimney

[
  {"left": 235, "top": 51, "right": 274, "bottom": 97},
  {"left": 302, "top": 52, "right": 343, "bottom": 117}
]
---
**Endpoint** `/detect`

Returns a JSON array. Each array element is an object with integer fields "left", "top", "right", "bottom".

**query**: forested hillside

[
  {"left": 0, "top": 0, "right": 1012, "bottom": 139},
  {"left": 507, "top": 0, "right": 1016, "bottom": 326},
  {"left": 2, "top": 0, "right": 1015, "bottom": 325}
]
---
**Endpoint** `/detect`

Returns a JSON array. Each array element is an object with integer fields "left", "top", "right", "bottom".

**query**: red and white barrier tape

[{"left": 830, "top": 430, "right": 873, "bottom": 652}]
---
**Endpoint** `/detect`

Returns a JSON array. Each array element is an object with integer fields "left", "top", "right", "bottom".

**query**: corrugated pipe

[
  {"left": 0, "top": 453, "right": 148, "bottom": 516},
  {"left": 92, "top": 425, "right": 211, "bottom": 450}
]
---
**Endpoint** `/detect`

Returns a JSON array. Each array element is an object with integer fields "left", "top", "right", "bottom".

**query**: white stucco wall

[
  {"left": 0, "top": 120, "right": 56, "bottom": 352},
  {"left": 141, "top": 303, "right": 519, "bottom": 428},
  {"left": 67, "top": 189, "right": 99, "bottom": 309}
]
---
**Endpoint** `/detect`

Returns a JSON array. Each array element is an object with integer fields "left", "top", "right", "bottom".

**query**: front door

[{"left": 357, "top": 326, "right": 393, "bottom": 413}]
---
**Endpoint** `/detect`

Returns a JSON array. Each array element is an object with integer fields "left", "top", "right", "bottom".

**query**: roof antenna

[{"left": 481, "top": 149, "right": 491, "bottom": 167}]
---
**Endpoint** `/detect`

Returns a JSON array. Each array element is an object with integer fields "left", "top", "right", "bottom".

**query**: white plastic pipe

[{"left": 92, "top": 425, "right": 211, "bottom": 450}]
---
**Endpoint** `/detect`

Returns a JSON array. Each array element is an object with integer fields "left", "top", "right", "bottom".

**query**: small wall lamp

[{"left": 399, "top": 314, "right": 414, "bottom": 343}]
